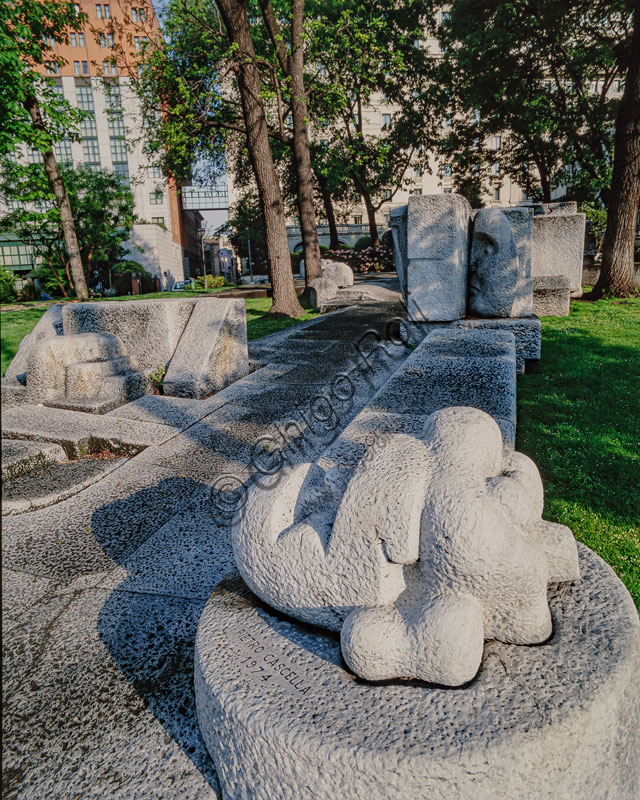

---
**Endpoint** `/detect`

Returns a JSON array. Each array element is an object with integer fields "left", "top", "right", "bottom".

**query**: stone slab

[
  {"left": 500, "top": 206, "right": 533, "bottom": 278},
  {"left": 533, "top": 275, "right": 571, "bottom": 317},
  {"left": 405, "top": 194, "right": 471, "bottom": 322},
  {"left": 368, "top": 329, "right": 517, "bottom": 444},
  {"left": 451, "top": 316, "right": 541, "bottom": 373},
  {"left": 163, "top": 298, "right": 249, "bottom": 399},
  {"left": 1, "top": 405, "right": 175, "bottom": 458},
  {"left": 532, "top": 214, "right": 586, "bottom": 293},
  {"left": 1, "top": 439, "right": 67, "bottom": 481},
  {"left": 2, "top": 455, "right": 127, "bottom": 516},
  {"left": 62, "top": 299, "right": 196, "bottom": 370},
  {"left": 195, "top": 546, "right": 640, "bottom": 800},
  {"left": 309, "top": 277, "right": 339, "bottom": 310},
  {"left": 389, "top": 204, "right": 409, "bottom": 302}
]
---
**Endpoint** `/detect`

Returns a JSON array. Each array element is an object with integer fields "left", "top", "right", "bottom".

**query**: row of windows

[
  {"left": 130, "top": 7, "right": 147, "bottom": 23},
  {"left": 95, "top": 4, "right": 111, "bottom": 19},
  {"left": 103, "top": 61, "right": 118, "bottom": 75},
  {"left": 99, "top": 32, "right": 114, "bottom": 47},
  {"left": 69, "top": 32, "right": 86, "bottom": 46},
  {"left": 0, "top": 244, "right": 34, "bottom": 269}
]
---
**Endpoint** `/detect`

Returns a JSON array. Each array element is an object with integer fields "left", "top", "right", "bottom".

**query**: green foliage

[
  {"left": 0, "top": 0, "right": 87, "bottom": 157},
  {"left": 435, "top": 0, "right": 634, "bottom": 203},
  {"left": 353, "top": 236, "right": 372, "bottom": 251},
  {"left": 149, "top": 363, "right": 167, "bottom": 392},
  {"left": 218, "top": 192, "right": 269, "bottom": 274},
  {"left": 579, "top": 202, "right": 608, "bottom": 254},
  {"left": 195, "top": 274, "right": 226, "bottom": 289},
  {"left": 0, "top": 267, "right": 17, "bottom": 302},
  {"left": 0, "top": 163, "right": 137, "bottom": 295}
]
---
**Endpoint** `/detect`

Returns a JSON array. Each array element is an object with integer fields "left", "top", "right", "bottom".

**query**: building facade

[{"left": 1, "top": 0, "right": 203, "bottom": 290}]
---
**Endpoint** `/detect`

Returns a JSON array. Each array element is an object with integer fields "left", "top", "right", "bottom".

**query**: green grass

[
  {"left": 1, "top": 296, "right": 319, "bottom": 375},
  {"left": 516, "top": 294, "right": 640, "bottom": 606}
]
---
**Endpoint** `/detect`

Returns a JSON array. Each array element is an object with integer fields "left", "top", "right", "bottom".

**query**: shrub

[
  {"left": 0, "top": 266, "right": 17, "bottom": 302},
  {"left": 353, "top": 236, "right": 372, "bottom": 251},
  {"left": 196, "top": 274, "right": 226, "bottom": 290},
  {"left": 324, "top": 244, "right": 394, "bottom": 275}
]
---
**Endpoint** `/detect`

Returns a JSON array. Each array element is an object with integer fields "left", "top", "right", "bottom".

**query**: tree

[
  {"left": 435, "top": 0, "right": 635, "bottom": 207},
  {"left": 115, "top": 0, "right": 303, "bottom": 315},
  {"left": 305, "top": 0, "right": 440, "bottom": 245},
  {"left": 593, "top": 1, "right": 640, "bottom": 298},
  {"left": 0, "top": 163, "right": 138, "bottom": 296},
  {"left": 1, "top": 0, "right": 90, "bottom": 300}
]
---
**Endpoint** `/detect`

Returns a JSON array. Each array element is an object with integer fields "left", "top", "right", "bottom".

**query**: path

[{"left": 2, "top": 298, "right": 410, "bottom": 799}]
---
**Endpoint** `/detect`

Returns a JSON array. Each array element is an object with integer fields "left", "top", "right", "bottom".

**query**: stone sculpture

[
  {"left": 321, "top": 259, "right": 354, "bottom": 288},
  {"left": 309, "top": 276, "right": 339, "bottom": 309},
  {"left": 468, "top": 208, "right": 533, "bottom": 318},
  {"left": 233, "top": 406, "right": 579, "bottom": 686}
]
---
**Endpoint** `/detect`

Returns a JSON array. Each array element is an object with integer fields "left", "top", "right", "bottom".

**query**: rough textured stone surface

[
  {"left": 451, "top": 316, "right": 541, "bottom": 374},
  {"left": 369, "top": 329, "right": 517, "bottom": 443},
  {"left": 321, "top": 259, "right": 354, "bottom": 287},
  {"left": 405, "top": 194, "right": 471, "bottom": 321},
  {"left": 1, "top": 380, "right": 28, "bottom": 408},
  {"left": 196, "top": 545, "right": 640, "bottom": 800},
  {"left": 233, "top": 407, "right": 567, "bottom": 685},
  {"left": 532, "top": 213, "right": 586, "bottom": 294},
  {"left": 1, "top": 405, "right": 174, "bottom": 458},
  {"left": 1, "top": 439, "right": 67, "bottom": 480},
  {"left": 309, "top": 276, "right": 339, "bottom": 309},
  {"left": 389, "top": 204, "right": 409, "bottom": 302},
  {"left": 533, "top": 275, "right": 571, "bottom": 317},
  {"left": 500, "top": 207, "right": 533, "bottom": 278},
  {"left": 469, "top": 208, "right": 533, "bottom": 318},
  {"left": 62, "top": 299, "right": 196, "bottom": 370},
  {"left": 163, "top": 299, "right": 249, "bottom": 398},
  {"left": 4, "top": 304, "right": 63, "bottom": 385}
]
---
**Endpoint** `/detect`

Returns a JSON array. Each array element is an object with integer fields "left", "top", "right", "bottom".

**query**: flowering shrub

[
  {"left": 196, "top": 274, "right": 226, "bottom": 289},
  {"left": 325, "top": 244, "right": 394, "bottom": 275}
]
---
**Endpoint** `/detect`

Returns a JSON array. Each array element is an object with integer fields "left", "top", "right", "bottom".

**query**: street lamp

[{"left": 245, "top": 228, "right": 253, "bottom": 283}]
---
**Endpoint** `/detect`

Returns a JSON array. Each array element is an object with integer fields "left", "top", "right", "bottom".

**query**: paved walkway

[{"left": 2, "top": 298, "right": 410, "bottom": 799}]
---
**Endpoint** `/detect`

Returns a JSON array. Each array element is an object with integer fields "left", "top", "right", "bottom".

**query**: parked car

[
  {"left": 251, "top": 277, "right": 269, "bottom": 285},
  {"left": 171, "top": 280, "right": 188, "bottom": 291}
]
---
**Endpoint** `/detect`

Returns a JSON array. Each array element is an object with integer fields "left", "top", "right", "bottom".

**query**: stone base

[
  {"left": 195, "top": 545, "right": 640, "bottom": 800},
  {"left": 401, "top": 317, "right": 541, "bottom": 374},
  {"left": 533, "top": 276, "right": 571, "bottom": 317}
]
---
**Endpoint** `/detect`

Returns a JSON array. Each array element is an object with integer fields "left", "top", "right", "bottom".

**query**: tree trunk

[
  {"left": 592, "top": 4, "right": 640, "bottom": 299},
  {"left": 363, "top": 192, "right": 380, "bottom": 246},
  {"left": 289, "top": 0, "right": 322, "bottom": 286},
  {"left": 317, "top": 173, "right": 340, "bottom": 250},
  {"left": 23, "top": 94, "right": 89, "bottom": 301},
  {"left": 216, "top": 0, "right": 303, "bottom": 317},
  {"left": 533, "top": 156, "right": 552, "bottom": 203}
]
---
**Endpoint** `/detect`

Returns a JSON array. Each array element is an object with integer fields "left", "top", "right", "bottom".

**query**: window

[
  {"left": 590, "top": 80, "right": 598, "bottom": 94},
  {"left": 134, "top": 36, "right": 148, "bottom": 50},
  {"left": 411, "top": 188, "right": 422, "bottom": 196},
  {"left": 110, "top": 138, "right": 128, "bottom": 162},
  {"left": 150, "top": 190, "right": 164, "bottom": 204},
  {"left": 100, "top": 33, "right": 106, "bottom": 46},
  {"left": 107, "top": 33, "right": 113, "bottom": 46},
  {"left": 352, "top": 193, "right": 360, "bottom": 203},
  {"left": 114, "top": 163, "right": 130, "bottom": 184},
  {"left": 28, "top": 146, "right": 43, "bottom": 164},
  {"left": 614, "top": 79, "right": 622, "bottom": 92},
  {"left": 443, "top": 187, "right": 452, "bottom": 194},
  {"left": 413, "top": 164, "right": 423, "bottom": 177},
  {"left": 45, "top": 62, "right": 59, "bottom": 75},
  {"left": 494, "top": 187, "right": 501, "bottom": 201},
  {"left": 70, "top": 33, "right": 77, "bottom": 46},
  {"left": 443, "top": 116, "right": 452, "bottom": 128},
  {"left": 353, "top": 113, "right": 359, "bottom": 126},
  {"left": 442, "top": 164, "right": 452, "bottom": 177},
  {"left": 104, "top": 4, "right": 110, "bottom": 18},
  {"left": 147, "top": 165, "right": 162, "bottom": 178},
  {"left": 413, "top": 39, "right": 420, "bottom": 48},
  {"left": 131, "top": 7, "right": 146, "bottom": 22},
  {"left": 76, "top": 85, "right": 95, "bottom": 111},
  {"left": 83, "top": 139, "right": 101, "bottom": 165},
  {"left": 353, "top": 215, "right": 362, "bottom": 225},
  {"left": 493, "top": 161, "right": 500, "bottom": 175},
  {"left": 472, "top": 137, "right": 480, "bottom": 150},
  {"left": 131, "top": 7, "right": 138, "bottom": 21},
  {"left": 381, "top": 113, "right": 391, "bottom": 130},
  {"left": 108, "top": 115, "right": 125, "bottom": 136},
  {"left": 110, "top": 62, "right": 117, "bottom": 74},
  {"left": 151, "top": 216, "right": 165, "bottom": 226},
  {"left": 74, "top": 3, "right": 80, "bottom": 12},
  {"left": 81, "top": 116, "right": 97, "bottom": 137},
  {"left": 103, "top": 61, "right": 110, "bottom": 75},
  {"left": 493, "top": 135, "right": 501, "bottom": 150},
  {"left": 54, "top": 138, "right": 73, "bottom": 164},
  {"left": 382, "top": 189, "right": 392, "bottom": 200},
  {"left": 472, "top": 109, "right": 481, "bottom": 124},
  {"left": 0, "top": 242, "right": 33, "bottom": 268},
  {"left": 78, "top": 32, "right": 85, "bottom": 45},
  {"left": 96, "top": 3, "right": 102, "bottom": 17},
  {"left": 441, "top": 11, "right": 450, "bottom": 22},
  {"left": 105, "top": 84, "right": 122, "bottom": 109},
  {"left": 74, "top": 61, "right": 81, "bottom": 74},
  {"left": 82, "top": 61, "right": 89, "bottom": 74}
]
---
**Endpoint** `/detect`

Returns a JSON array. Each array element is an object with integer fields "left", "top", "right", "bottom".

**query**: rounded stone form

[{"left": 195, "top": 545, "right": 640, "bottom": 800}]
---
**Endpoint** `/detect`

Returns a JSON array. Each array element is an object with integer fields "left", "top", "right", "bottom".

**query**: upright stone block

[
  {"left": 163, "top": 298, "right": 249, "bottom": 398},
  {"left": 309, "top": 276, "right": 339, "bottom": 310},
  {"left": 469, "top": 208, "right": 533, "bottom": 318},
  {"left": 4, "top": 304, "right": 63, "bottom": 385},
  {"left": 389, "top": 204, "right": 408, "bottom": 302},
  {"left": 532, "top": 213, "right": 586, "bottom": 294},
  {"left": 501, "top": 207, "right": 533, "bottom": 278},
  {"left": 405, "top": 194, "right": 471, "bottom": 322},
  {"left": 533, "top": 275, "right": 571, "bottom": 317}
]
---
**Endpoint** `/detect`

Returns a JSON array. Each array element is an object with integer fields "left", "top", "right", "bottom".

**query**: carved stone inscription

[{"left": 230, "top": 626, "right": 312, "bottom": 696}]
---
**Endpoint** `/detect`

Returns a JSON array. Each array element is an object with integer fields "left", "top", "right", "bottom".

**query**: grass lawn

[
  {"left": 516, "top": 293, "right": 640, "bottom": 607},
  {"left": 1, "top": 292, "right": 637, "bottom": 605},
  {"left": 1, "top": 296, "right": 319, "bottom": 375}
]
